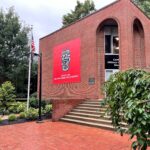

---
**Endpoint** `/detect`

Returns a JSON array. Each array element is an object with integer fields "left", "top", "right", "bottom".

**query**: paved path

[{"left": 0, "top": 120, "right": 139, "bottom": 150}]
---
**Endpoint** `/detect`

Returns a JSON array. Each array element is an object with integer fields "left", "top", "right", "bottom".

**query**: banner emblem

[{"left": 62, "top": 49, "right": 70, "bottom": 71}]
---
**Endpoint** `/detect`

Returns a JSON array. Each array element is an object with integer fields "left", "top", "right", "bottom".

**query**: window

[
  {"left": 105, "top": 70, "right": 113, "bottom": 81},
  {"left": 105, "top": 35, "right": 111, "bottom": 53},
  {"left": 104, "top": 27, "right": 119, "bottom": 54},
  {"left": 113, "top": 36, "right": 119, "bottom": 54},
  {"left": 105, "top": 69, "right": 119, "bottom": 81}
]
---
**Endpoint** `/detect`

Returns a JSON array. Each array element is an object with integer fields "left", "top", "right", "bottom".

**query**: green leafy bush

[
  {"left": 44, "top": 104, "right": 52, "bottom": 115},
  {"left": 29, "top": 97, "right": 47, "bottom": 109},
  {"left": 0, "top": 81, "right": 16, "bottom": 115},
  {"left": 19, "top": 112, "right": 26, "bottom": 119},
  {"left": 31, "top": 92, "right": 37, "bottom": 98},
  {"left": 29, "top": 97, "right": 38, "bottom": 108},
  {"left": 8, "top": 102, "right": 26, "bottom": 113},
  {"left": 16, "top": 102, "right": 26, "bottom": 113},
  {"left": 41, "top": 108, "right": 45, "bottom": 115},
  {"left": 0, "top": 107, "right": 3, "bottom": 114},
  {"left": 8, "top": 105, "right": 16, "bottom": 113},
  {"left": 0, "top": 117, "right": 2, "bottom": 124},
  {"left": 8, "top": 114, "right": 17, "bottom": 121},
  {"left": 25, "top": 108, "right": 38, "bottom": 120},
  {"left": 103, "top": 69, "right": 150, "bottom": 150},
  {"left": 41, "top": 100, "right": 47, "bottom": 109}
]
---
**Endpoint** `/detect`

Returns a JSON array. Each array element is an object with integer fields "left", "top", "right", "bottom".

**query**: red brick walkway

[{"left": 0, "top": 120, "right": 137, "bottom": 150}]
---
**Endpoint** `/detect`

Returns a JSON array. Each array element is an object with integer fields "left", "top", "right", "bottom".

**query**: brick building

[{"left": 39, "top": 0, "right": 150, "bottom": 121}]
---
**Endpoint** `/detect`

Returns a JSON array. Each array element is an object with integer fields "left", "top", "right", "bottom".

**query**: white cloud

[{"left": 1, "top": 0, "right": 115, "bottom": 52}]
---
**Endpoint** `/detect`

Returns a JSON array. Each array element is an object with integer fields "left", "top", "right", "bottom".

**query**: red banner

[{"left": 53, "top": 38, "right": 80, "bottom": 84}]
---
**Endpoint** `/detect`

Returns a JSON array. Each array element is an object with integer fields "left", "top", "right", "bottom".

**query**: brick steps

[{"left": 60, "top": 99, "right": 127, "bottom": 130}]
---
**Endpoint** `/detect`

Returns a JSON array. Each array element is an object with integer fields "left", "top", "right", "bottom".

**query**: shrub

[
  {"left": 8, "top": 105, "right": 16, "bottom": 113},
  {"left": 104, "top": 69, "right": 150, "bottom": 150},
  {"left": 41, "top": 100, "right": 47, "bottom": 109},
  {"left": 0, "top": 106, "right": 3, "bottom": 114},
  {"left": 16, "top": 102, "right": 26, "bottom": 113},
  {"left": 8, "top": 102, "right": 26, "bottom": 114},
  {"left": 44, "top": 104, "right": 52, "bottom": 115},
  {"left": 25, "top": 108, "right": 38, "bottom": 120},
  {"left": 41, "top": 108, "right": 45, "bottom": 115},
  {"left": 0, "top": 117, "right": 2, "bottom": 124},
  {"left": 19, "top": 112, "right": 26, "bottom": 119},
  {"left": 29, "top": 97, "right": 38, "bottom": 108},
  {"left": 29, "top": 97, "right": 47, "bottom": 109},
  {"left": 31, "top": 92, "right": 37, "bottom": 98},
  {"left": 8, "top": 114, "right": 17, "bottom": 121},
  {"left": 0, "top": 81, "right": 16, "bottom": 115}
]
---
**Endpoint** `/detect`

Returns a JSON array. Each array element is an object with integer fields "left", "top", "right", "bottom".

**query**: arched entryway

[
  {"left": 96, "top": 18, "right": 120, "bottom": 85},
  {"left": 133, "top": 18, "right": 145, "bottom": 68}
]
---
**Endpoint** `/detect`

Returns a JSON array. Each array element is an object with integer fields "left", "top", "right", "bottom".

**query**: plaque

[{"left": 88, "top": 78, "right": 95, "bottom": 85}]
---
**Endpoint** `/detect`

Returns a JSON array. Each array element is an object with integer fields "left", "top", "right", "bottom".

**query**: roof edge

[{"left": 40, "top": 0, "right": 119, "bottom": 40}]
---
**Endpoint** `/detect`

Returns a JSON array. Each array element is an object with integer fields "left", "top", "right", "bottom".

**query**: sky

[{"left": 1, "top": 0, "right": 115, "bottom": 53}]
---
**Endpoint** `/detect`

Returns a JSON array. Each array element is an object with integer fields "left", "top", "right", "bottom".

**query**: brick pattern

[
  {"left": 133, "top": 19, "right": 146, "bottom": 68},
  {"left": 52, "top": 99, "right": 84, "bottom": 121},
  {"left": 96, "top": 29, "right": 105, "bottom": 97},
  {"left": 0, "top": 121, "right": 136, "bottom": 150}
]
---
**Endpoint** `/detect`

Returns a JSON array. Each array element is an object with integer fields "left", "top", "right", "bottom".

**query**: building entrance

[{"left": 104, "top": 26, "right": 119, "bottom": 81}]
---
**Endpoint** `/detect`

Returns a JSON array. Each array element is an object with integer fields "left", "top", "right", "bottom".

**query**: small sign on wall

[
  {"left": 53, "top": 38, "right": 81, "bottom": 84},
  {"left": 88, "top": 78, "right": 95, "bottom": 85},
  {"left": 105, "top": 55, "right": 119, "bottom": 69}
]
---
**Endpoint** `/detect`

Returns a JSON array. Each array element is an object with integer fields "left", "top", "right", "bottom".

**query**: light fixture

[{"left": 115, "top": 37, "right": 119, "bottom": 41}]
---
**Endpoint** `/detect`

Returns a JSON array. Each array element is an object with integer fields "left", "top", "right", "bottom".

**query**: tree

[
  {"left": 0, "top": 7, "right": 37, "bottom": 97},
  {"left": 103, "top": 69, "right": 150, "bottom": 150},
  {"left": 62, "top": 0, "right": 96, "bottom": 27},
  {"left": 0, "top": 81, "right": 16, "bottom": 115},
  {"left": 133, "top": 0, "right": 150, "bottom": 17}
]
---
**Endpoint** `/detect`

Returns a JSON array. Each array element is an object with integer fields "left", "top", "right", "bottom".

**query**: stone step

[
  {"left": 73, "top": 109, "right": 99, "bottom": 113},
  {"left": 69, "top": 111, "right": 111, "bottom": 120},
  {"left": 63, "top": 114, "right": 127, "bottom": 126},
  {"left": 75, "top": 106, "right": 101, "bottom": 111},
  {"left": 68, "top": 112, "right": 110, "bottom": 120},
  {"left": 64, "top": 114, "right": 113, "bottom": 125},
  {"left": 69, "top": 111, "right": 101, "bottom": 117},
  {"left": 60, "top": 99, "right": 127, "bottom": 130},
  {"left": 73, "top": 106, "right": 107, "bottom": 113},
  {"left": 72, "top": 109, "right": 107, "bottom": 116},
  {"left": 60, "top": 118, "right": 115, "bottom": 131},
  {"left": 78, "top": 103, "right": 102, "bottom": 108},
  {"left": 83, "top": 101, "right": 101, "bottom": 104},
  {"left": 84, "top": 99, "right": 102, "bottom": 102}
]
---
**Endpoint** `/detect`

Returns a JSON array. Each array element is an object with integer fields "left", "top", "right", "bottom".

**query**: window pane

[
  {"left": 113, "top": 36, "right": 119, "bottom": 54},
  {"left": 105, "top": 35, "right": 111, "bottom": 53},
  {"left": 105, "top": 70, "right": 113, "bottom": 81}
]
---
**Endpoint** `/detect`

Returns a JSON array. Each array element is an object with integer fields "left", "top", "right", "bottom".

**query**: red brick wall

[
  {"left": 52, "top": 99, "right": 84, "bottom": 121},
  {"left": 39, "top": 0, "right": 150, "bottom": 120},
  {"left": 96, "top": 29, "right": 105, "bottom": 97},
  {"left": 133, "top": 19, "right": 145, "bottom": 68}
]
